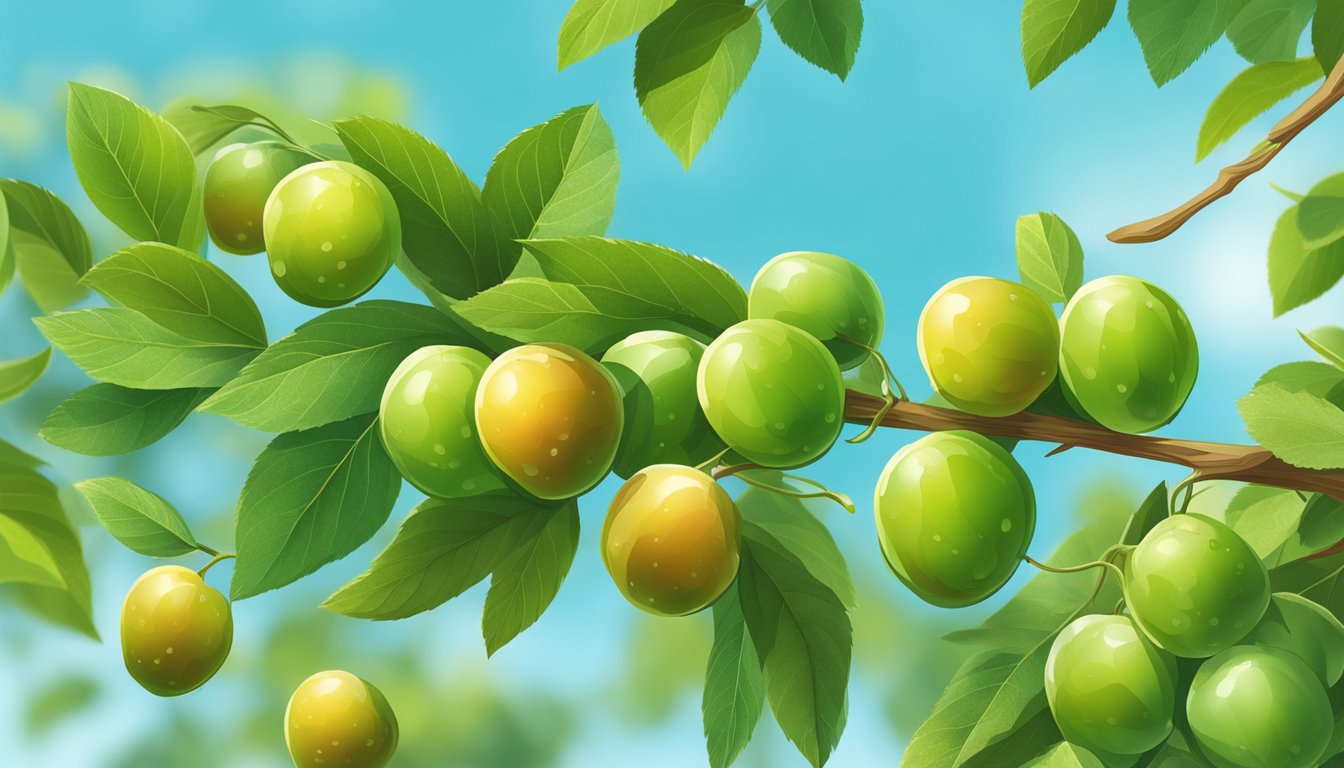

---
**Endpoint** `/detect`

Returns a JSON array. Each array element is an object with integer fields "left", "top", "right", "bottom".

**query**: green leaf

[
  {"left": 200, "top": 301, "right": 474, "bottom": 432},
  {"left": 482, "top": 500, "right": 580, "bottom": 655},
  {"left": 558, "top": 0, "right": 678, "bottom": 69},
  {"left": 1021, "top": 0, "right": 1117, "bottom": 87},
  {"left": 25, "top": 676, "right": 100, "bottom": 738},
  {"left": 0, "top": 187, "right": 8, "bottom": 292},
  {"left": 1196, "top": 57, "right": 1322, "bottom": 161},
  {"left": 0, "top": 466, "right": 95, "bottom": 639},
  {"left": 81, "top": 243, "right": 267, "bottom": 347},
  {"left": 231, "top": 413, "right": 401, "bottom": 600},
  {"left": 1314, "top": 0, "right": 1344, "bottom": 69},
  {"left": 1267, "top": 205, "right": 1344, "bottom": 316},
  {"left": 1239, "top": 382, "right": 1344, "bottom": 469},
  {"left": 1023, "top": 742, "right": 1108, "bottom": 767},
  {"left": 1297, "top": 172, "right": 1344, "bottom": 248},
  {"left": 1227, "top": 0, "right": 1316, "bottom": 63},
  {"left": 703, "top": 584, "right": 766, "bottom": 768},
  {"left": 1223, "top": 484, "right": 1308, "bottom": 559},
  {"left": 635, "top": 0, "right": 763, "bottom": 168},
  {"left": 40, "top": 384, "right": 211, "bottom": 456},
  {"left": 737, "top": 484, "right": 856, "bottom": 608},
  {"left": 737, "top": 522, "right": 850, "bottom": 767},
  {"left": 482, "top": 105, "right": 619, "bottom": 250},
  {"left": 1141, "top": 728, "right": 1214, "bottom": 767},
  {"left": 75, "top": 477, "right": 200, "bottom": 558},
  {"left": 165, "top": 103, "right": 295, "bottom": 155},
  {"left": 1298, "top": 494, "right": 1344, "bottom": 551},
  {"left": 0, "top": 437, "right": 44, "bottom": 472},
  {"left": 323, "top": 494, "right": 545, "bottom": 619},
  {"left": 0, "top": 179, "right": 92, "bottom": 312},
  {"left": 0, "top": 347, "right": 51, "bottom": 403},
  {"left": 1301, "top": 327, "right": 1344, "bottom": 369},
  {"left": 35, "top": 308, "right": 260, "bottom": 389},
  {"left": 1015, "top": 212, "right": 1084, "bottom": 303},
  {"left": 336, "top": 116, "right": 513, "bottom": 299},
  {"left": 1128, "top": 0, "right": 1240, "bottom": 86},
  {"left": 65, "top": 83, "right": 198, "bottom": 248},
  {"left": 765, "top": 0, "right": 864, "bottom": 80},
  {"left": 1255, "top": 360, "right": 1344, "bottom": 392}
]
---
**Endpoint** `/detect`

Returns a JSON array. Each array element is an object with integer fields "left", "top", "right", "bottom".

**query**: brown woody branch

[
  {"left": 1107, "top": 55, "right": 1344, "bottom": 245},
  {"left": 843, "top": 390, "right": 1344, "bottom": 501}
]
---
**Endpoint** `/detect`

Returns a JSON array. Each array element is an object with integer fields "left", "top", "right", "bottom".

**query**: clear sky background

[{"left": 1, "top": 2, "right": 1341, "bottom": 766}]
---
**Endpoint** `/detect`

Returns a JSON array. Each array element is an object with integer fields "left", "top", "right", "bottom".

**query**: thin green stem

[
  {"left": 195, "top": 542, "right": 221, "bottom": 558},
  {"left": 696, "top": 446, "right": 733, "bottom": 474},
  {"left": 1170, "top": 471, "right": 1203, "bottom": 516},
  {"left": 197, "top": 552, "right": 236, "bottom": 579},
  {"left": 838, "top": 334, "right": 907, "bottom": 445},
  {"left": 711, "top": 462, "right": 758, "bottom": 480},
  {"left": 735, "top": 470, "right": 856, "bottom": 514}
]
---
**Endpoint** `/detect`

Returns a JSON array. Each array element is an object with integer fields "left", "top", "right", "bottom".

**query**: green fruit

[
  {"left": 1125, "top": 514, "right": 1270, "bottom": 658},
  {"left": 918, "top": 276, "right": 1059, "bottom": 417},
  {"left": 379, "top": 345, "right": 505, "bottom": 499},
  {"left": 748, "top": 251, "right": 884, "bottom": 370},
  {"left": 601, "top": 465, "right": 741, "bottom": 616},
  {"left": 873, "top": 430, "right": 1035, "bottom": 607},
  {"left": 286, "top": 670, "right": 398, "bottom": 768},
  {"left": 1059, "top": 276, "right": 1198, "bottom": 434},
  {"left": 120, "top": 565, "right": 232, "bottom": 696},
  {"left": 601, "top": 331, "right": 725, "bottom": 479},
  {"left": 1045, "top": 614, "right": 1178, "bottom": 756},
  {"left": 1245, "top": 592, "right": 1344, "bottom": 686},
  {"left": 1187, "top": 646, "right": 1332, "bottom": 768},
  {"left": 475, "top": 343, "right": 623, "bottom": 500},
  {"left": 203, "top": 141, "right": 313, "bottom": 255},
  {"left": 262, "top": 160, "right": 401, "bottom": 307},
  {"left": 697, "top": 319, "right": 845, "bottom": 469}
]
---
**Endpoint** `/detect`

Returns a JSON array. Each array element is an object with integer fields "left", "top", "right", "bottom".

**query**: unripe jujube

[
  {"left": 286, "top": 670, "right": 398, "bottom": 768},
  {"left": 203, "top": 141, "right": 314, "bottom": 255},
  {"left": 748, "top": 251, "right": 884, "bottom": 370},
  {"left": 120, "top": 565, "right": 232, "bottom": 696}
]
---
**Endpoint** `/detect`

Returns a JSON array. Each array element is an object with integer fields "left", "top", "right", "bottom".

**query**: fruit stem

[
  {"left": 1169, "top": 471, "right": 1203, "bottom": 515},
  {"left": 711, "top": 462, "right": 757, "bottom": 480},
  {"left": 197, "top": 552, "right": 236, "bottom": 579},
  {"left": 697, "top": 447, "right": 734, "bottom": 474},
  {"left": 734, "top": 470, "right": 856, "bottom": 514},
  {"left": 837, "top": 335, "right": 907, "bottom": 446}
]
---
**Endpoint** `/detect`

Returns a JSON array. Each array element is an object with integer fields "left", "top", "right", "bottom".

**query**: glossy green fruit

[
  {"left": 121, "top": 565, "right": 232, "bottom": 696},
  {"left": 873, "top": 430, "right": 1035, "bottom": 607},
  {"left": 1059, "top": 276, "right": 1198, "bottom": 433},
  {"left": 203, "top": 141, "right": 314, "bottom": 255},
  {"left": 1045, "top": 615, "right": 1178, "bottom": 756},
  {"left": 918, "top": 276, "right": 1059, "bottom": 417},
  {"left": 697, "top": 319, "right": 844, "bottom": 469},
  {"left": 601, "top": 465, "right": 741, "bottom": 616},
  {"left": 601, "top": 331, "right": 725, "bottom": 479},
  {"left": 475, "top": 343, "right": 623, "bottom": 500},
  {"left": 379, "top": 345, "right": 505, "bottom": 499},
  {"left": 748, "top": 251, "right": 884, "bottom": 370},
  {"left": 1245, "top": 592, "right": 1344, "bottom": 686},
  {"left": 1125, "top": 514, "right": 1270, "bottom": 658},
  {"left": 286, "top": 670, "right": 398, "bottom": 768},
  {"left": 263, "top": 160, "right": 401, "bottom": 307},
  {"left": 1187, "top": 646, "right": 1332, "bottom": 768}
]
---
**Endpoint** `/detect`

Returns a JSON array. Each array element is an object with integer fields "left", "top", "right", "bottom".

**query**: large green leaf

[
  {"left": 1267, "top": 205, "right": 1344, "bottom": 316},
  {"left": 703, "top": 584, "right": 766, "bottom": 768},
  {"left": 737, "top": 484, "right": 856, "bottom": 608},
  {"left": 634, "top": 0, "right": 763, "bottom": 168},
  {"left": 1298, "top": 494, "right": 1344, "bottom": 551},
  {"left": 81, "top": 243, "right": 267, "bottom": 347},
  {"left": 1197, "top": 57, "right": 1322, "bottom": 161},
  {"left": 1239, "top": 382, "right": 1344, "bottom": 469},
  {"left": 165, "top": 103, "right": 295, "bottom": 155},
  {"left": 481, "top": 105, "right": 619, "bottom": 250},
  {"left": 1227, "top": 0, "right": 1315, "bottom": 64},
  {"left": 1015, "top": 212, "right": 1084, "bottom": 303},
  {"left": 1023, "top": 742, "right": 1108, "bottom": 767},
  {"left": 323, "top": 494, "right": 545, "bottom": 619},
  {"left": 1255, "top": 359, "right": 1344, "bottom": 392},
  {"left": 40, "top": 384, "right": 212, "bottom": 456},
  {"left": 1223, "top": 484, "right": 1308, "bottom": 559},
  {"left": 1128, "top": 0, "right": 1240, "bottom": 85},
  {"left": 737, "top": 522, "right": 850, "bottom": 768},
  {"left": 75, "top": 477, "right": 201, "bottom": 558},
  {"left": 0, "top": 179, "right": 92, "bottom": 312},
  {"left": 453, "top": 278, "right": 635, "bottom": 351},
  {"left": 1315, "top": 0, "right": 1344, "bottom": 69},
  {"left": 35, "top": 308, "right": 259, "bottom": 389},
  {"left": 65, "top": 83, "right": 199, "bottom": 248},
  {"left": 0, "top": 348, "right": 51, "bottom": 403},
  {"left": 200, "top": 301, "right": 474, "bottom": 433},
  {"left": 1301, "top": 327, "right": 1344, "bottom": 370},
  {"left": 0, "top": 465, "right": 96, "bottom": 639},
  {"left": 231, "top": 413, "right": 401, "bottom": 600},
  {"left": 481, "top": 500, "right": 580, "bottom": 655},
  {"left": 765, "top": 0, "right": 864, "bottom": 80},
  {"left": 336, "top": 116, "right": 512, "bottom": 299},
  {"left": 558, "top": 0, "right": 678, "bottom": 69},
  {"left": 1021, "top": 0, "right": 1117, "bottom": 87},
  {"left": 1298, "top": 172, "right": 1344, "bottom": 249}
]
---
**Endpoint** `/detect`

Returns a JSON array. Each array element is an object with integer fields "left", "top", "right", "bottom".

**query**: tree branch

[
  {"left": 1107, "top": 55, "right": 1344, "bottom": 245},
  {"left": 843, "top": 390, "right": 1344, "bottom": 501}
]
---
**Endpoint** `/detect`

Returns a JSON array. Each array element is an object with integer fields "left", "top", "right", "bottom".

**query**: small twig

[
  {"left": 197, "top": 552, "right": 236, "bottom": 578},
  {"left": 1044, "top": 443, "right": 1075, "bottom": 458},
  {"left": 1107, "top": 55, "right": 1344, "bottom": 244}
]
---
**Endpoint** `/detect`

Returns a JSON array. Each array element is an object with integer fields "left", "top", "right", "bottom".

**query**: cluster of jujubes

[{"left": 204, "top": 142, "right": 402, "bottom": 307}]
